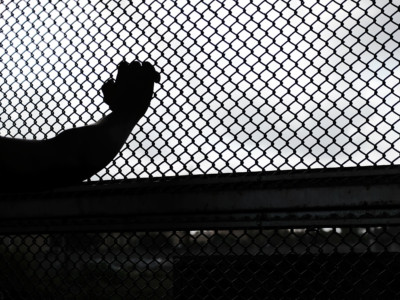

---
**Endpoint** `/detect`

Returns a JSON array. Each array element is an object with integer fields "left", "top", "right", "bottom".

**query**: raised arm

[
  {"left": 51, "top": 61, "right": 159, "bottom": 183},
  {"left": 0, "top": 60, "right": 160, "bottom": 190}
]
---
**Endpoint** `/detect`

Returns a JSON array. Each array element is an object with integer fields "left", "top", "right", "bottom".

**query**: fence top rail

[
  {"left": 0, "top": 165, "right": 400, "bottom": 233},
  {"left": 0, "top": 165, "right": 398, "bottom": 197}
]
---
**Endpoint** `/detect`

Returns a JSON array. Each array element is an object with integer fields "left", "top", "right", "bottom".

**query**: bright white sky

[{"left": 0, "top": 0, "right": 399, "bottom": 179}]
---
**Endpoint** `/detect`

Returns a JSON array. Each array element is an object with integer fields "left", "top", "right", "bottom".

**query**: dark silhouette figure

[{"left": 0, "top": 60, "right": 160, "bottom": 190}]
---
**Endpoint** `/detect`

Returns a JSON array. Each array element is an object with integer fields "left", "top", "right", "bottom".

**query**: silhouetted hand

[{"left": 101, "top": 60, "right": 160, "bottom": 117}]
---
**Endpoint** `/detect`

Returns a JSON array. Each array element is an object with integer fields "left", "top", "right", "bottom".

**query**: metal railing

[{"left": 0, "top": 167, "right": 399, "bottom": 298}]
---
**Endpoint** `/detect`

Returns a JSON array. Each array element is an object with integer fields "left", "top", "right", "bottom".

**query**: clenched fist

[{"left": 101, "top": 60, "right": 160, "bottom": 117}]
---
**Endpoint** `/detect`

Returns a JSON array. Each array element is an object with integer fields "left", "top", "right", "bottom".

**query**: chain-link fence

[
  {"left": 1, "top": 0, "right": 399, "bottom": 180},
  {"left": 1, "top": 227, "right": 400, "bottom": 299},
  {"left": 1, "top": 1, "right": 400, "bottom": 299}
]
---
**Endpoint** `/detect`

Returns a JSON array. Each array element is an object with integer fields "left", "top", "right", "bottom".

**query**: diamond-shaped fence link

[
  {"left": 1, "top": 227, "right": 400, "bottom": 299},
  {"left": 1, "top": 0, "right": 399, "bottom": 180}
]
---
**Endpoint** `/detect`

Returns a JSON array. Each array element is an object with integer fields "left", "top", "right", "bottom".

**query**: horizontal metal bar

[{"left": 1, "top": 166, "right": 400, "bottom": 233}]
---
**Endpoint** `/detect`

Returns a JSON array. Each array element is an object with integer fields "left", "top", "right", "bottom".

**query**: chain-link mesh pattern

[
  {"left": 0, "top": 227, "right": 400, "bottom": 299},
  {"left": 1, "top": 0, "right": 399, "bottom": 180},
  {"left": 2, "top": 2, "right": 400, "bottom": 298}
]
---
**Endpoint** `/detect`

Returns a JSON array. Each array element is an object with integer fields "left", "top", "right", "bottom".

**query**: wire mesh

[
  {"left": 1, "top": 2, "right": 400, "bottom": 298},
  {"left": 1, "top": 227, "right": 400, "bottom": 299},
  {"left": 0, "top": 0, "right": 399, "bottom": 181}
]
